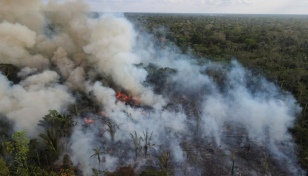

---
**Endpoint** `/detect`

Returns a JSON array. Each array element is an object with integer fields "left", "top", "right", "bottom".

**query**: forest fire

[
  {"left": 84, "top": 118, "right": 94, "bottom": 125},
  {"left": 116, "top": 92, "right": 140, "bottom": 106},
  {"left": 0, "top": 0, "right": 304, "bottom": 175},
  {"left": 99, "top": 111, "right": 109, "bottom": 117}
]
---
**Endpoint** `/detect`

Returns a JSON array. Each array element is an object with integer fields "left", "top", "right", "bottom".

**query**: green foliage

[
  {"left": 39, "top": 129, "right": 61, "bottom": 163},
  {"left": 38, "top": 110, "right": 74, "bottom": 163},
  {"left": 156, "top": 150, "right": 173, "bottom": 175},
  {"left": 92, "top": 168, "right": 103, "bottom": 176},
  {"left": 28, "top": 139, "right": 40, "bottom": 166},
  {"left": 61, "top": 154, "right": 75, "bottom": 176},
  {"left": 244, "top": 38, "right": 256, "bottom": 50},
  {"left": 16, "top": 168, "right": 28, "bottom": 176},
  {"left": 62, "top": 154, "right": 73, "bottom": 170},
  {"left": 0, "top": 117, "right": 13, "bottom": 158},
  {"left": 0, "top": 158, "right": 9, "bottom": 176},
  {"left": 6, "top": 132, "right": 30, "bottom": 169},
  {"left": 140, "top": 170, "right": 168, "bottom": 176},
  {"left": 68, "top": 104, "right": 79, "bottom": 116},
  {"left": 28, "top": 166, "right": 57, "bottom": 176},
  {"left": 38, "top": 110, "right": 74, "bottom": 137},
  {"left": 0, "top": 117, "right": 13, "bottom": 141}
]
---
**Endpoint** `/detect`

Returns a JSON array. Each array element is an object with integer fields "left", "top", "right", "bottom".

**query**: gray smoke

[{"left": 0, "top": 0, "right": 303, "bottom": 175}]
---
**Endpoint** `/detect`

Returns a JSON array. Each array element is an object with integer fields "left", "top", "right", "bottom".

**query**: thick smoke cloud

[
  {"left": 84, "top": 15, "right": 166, "bottom": 109},
  {"left": 0, "top": 21, "right": 49, "bottom": 69},
  {"left": 0, "top": 0, "right": 44, "bottom": 32},
  {"left": 0, "top": 0, "right": 303, "bottom": 175},
  {"left": 0, "top": 71, "right": 75, "bottom": 136}
]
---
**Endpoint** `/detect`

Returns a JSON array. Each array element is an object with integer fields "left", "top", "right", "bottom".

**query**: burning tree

[
  {"left": 116, "top": 92, "right": 140, "bottom": 106},
  {"left": 60, "top": 154, "right": 75, "bottom": 176},
  {"left": 84, "top": 118, "right": 95, "bottom": 126}
]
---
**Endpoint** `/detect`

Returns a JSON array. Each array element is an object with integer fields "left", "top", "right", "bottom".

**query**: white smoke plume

[
  {"left": 0, "top": 71, "right": 75, "bottom": 136},
  {"left": 84, "top": 15, "right": 166, "bottom": 109},
  {"left": 0, "top": 21, "right": 49, "bottom": 69},
  {"left": 0, "top": 0, "right": 44, "bottom": 32},
  {"left": 0, "top": 0, "right": 304, "bottom": 175}
]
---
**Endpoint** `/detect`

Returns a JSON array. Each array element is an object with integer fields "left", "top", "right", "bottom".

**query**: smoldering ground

[{"left": 0, "top": 0, "right": 304, "bottom": 175}]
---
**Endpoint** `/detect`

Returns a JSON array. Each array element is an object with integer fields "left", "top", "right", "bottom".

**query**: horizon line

[{"left": 94, "top": 11, "right": 308, "bottom": 16}]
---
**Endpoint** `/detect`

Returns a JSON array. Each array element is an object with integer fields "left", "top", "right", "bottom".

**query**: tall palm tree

[
  {"left": 39, "top": 129, "right": 61, "bottom": 162},
  {"left": 38, "top": 110, "right": 74, "bottom": 137},
  {"left": 91, "top": 147, "right": 106, "bottom": 169},
  {"left": 28, "top": 139, "right": 40, "bottom": 166},
  {"left": 68, "top": 103, "right": 79, "bottom": 116}
]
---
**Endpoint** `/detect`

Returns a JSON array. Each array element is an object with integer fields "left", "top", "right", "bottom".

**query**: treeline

[
  {"left": 0, "top": 109, "right": 170, "bottom": 176},
  {"left": 0, "top": 110, "right": 76, "bottom": 176},
  {"left": 126, "top": 13, "right": 308, "bottom": 170}
]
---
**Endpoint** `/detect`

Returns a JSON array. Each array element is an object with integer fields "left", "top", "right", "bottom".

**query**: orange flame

[
  {"left": 116, "top": 92, "right": 124, "bottom": 98},
  {"left": 84, "top": 117, "right": 94, "bottom": 125},
  {"left": 116, "top": 92, "right": 140, "bottom": 106},
  {"left": 99, "top": 112, "right": 109, "bottom": 117}
]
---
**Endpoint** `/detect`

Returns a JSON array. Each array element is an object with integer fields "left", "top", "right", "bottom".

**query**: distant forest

[{"left": 125, "top": 13, "right": 308, "bottom": 170}]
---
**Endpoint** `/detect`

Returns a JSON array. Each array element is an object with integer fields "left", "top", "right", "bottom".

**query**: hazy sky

[{"left": 49, "top": 0, "right": 307, "bottom": 14}]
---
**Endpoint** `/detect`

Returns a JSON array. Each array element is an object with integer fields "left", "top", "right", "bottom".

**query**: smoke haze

[{"left": 0, "top": 0, "right": 303, "bottom": 175}]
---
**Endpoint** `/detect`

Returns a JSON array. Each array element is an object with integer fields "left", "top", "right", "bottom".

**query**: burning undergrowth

[{"left": 0, "top": 0, "right": 304, "bottom": 175}]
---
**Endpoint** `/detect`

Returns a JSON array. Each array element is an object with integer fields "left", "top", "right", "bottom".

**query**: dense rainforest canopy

[{"left": 125, "top": 13, "right": 308, "bottom": 171}]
